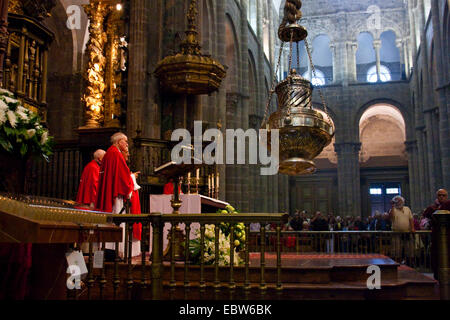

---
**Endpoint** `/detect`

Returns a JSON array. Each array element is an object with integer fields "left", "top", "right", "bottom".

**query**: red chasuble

[
  {"left": 96, "top": 146, "right": 134, "bottom": 213},
  {"left": 130, "top": 189, "right": 142, "bottom": 240},
  {"left": 76, "top": 160, "right": 100, "bottom": 206},
  {"left": 163, "top": 182, "right": 182, "bottom": 194}
]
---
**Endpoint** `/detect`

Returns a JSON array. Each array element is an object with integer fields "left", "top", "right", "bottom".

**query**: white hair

[
  {"left": 392, "top": 195, "right": 405, "bottom": 203},
  {"left": 93, "top": 149, "right": 106, "bottom": 160},
  {"left": 111, "top": 132, "right": 127, "bottom": 145}
]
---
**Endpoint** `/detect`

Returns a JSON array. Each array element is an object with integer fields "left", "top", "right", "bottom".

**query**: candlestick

[
  {"left": 187, "top": 172, "right": 191, "bottom": 194},
  {"left": 216, "top": 172, "right": 219, "bottom": 199},
  {"left": 208, "top": 174, "right": 211, "bottom": 197}
]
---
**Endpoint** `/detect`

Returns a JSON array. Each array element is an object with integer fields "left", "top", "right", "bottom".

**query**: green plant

[
  {"left": 188, "top": 204, "right": 246, "bottom": 266},
  {"left": 217, "top": 205, "right": 246, "bottom": 252},
  {"left": 0, "top": 89, "right": 53, "bottom": 160}
]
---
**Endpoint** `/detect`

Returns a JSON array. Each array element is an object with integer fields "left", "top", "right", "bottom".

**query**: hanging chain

[
  {"left": 304, "top": 38, "right": 333, "bottom": 126},
  {"left": 260, "top": 41, "right": 285, "bottom": 129}
]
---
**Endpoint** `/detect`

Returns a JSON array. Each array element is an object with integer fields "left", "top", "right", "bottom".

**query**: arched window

[
  {"left": 367, "top": 65, "right": 392, "bottom": 83},
  {"left": 302, "top": 69, "right": 326, "bottom": 86}
]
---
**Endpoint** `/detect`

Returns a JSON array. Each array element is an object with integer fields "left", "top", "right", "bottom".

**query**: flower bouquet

[
  {"left": 0, "top": 89, "right": 53, "bottom": 160},
  {"left": 188, "top": 204, "right": 246, "bottom": 266},
  {"left": 0, "top": 88, "right": 53, "bottom": 192}
]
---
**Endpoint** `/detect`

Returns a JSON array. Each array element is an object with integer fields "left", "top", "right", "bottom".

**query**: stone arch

[
  {"left": 358, "top": 104, "right": 407, "bottom": 166},
  {"left": 380, "top": 30, "right": 401, "bottom": 81},
  {"left": 44, "top": 1, "right": 83, "bottom": 140},
  {"left": 44, "top": 1, "right": 75, "bottom": 75},
  {"left": 356, "top": 32, "right": 376, "bottom": 82},
  {"left": 310, "top": 34, "right": 332, "bottom": 84},
  {"left": 200, "top": 0, "right": 214, "bottom": 55},
  {"left": 248, "top": 49, "right": 258, "bottom": 116},
  {"left": 225, "top": 13, "right": 240, "bottom": 93},
  {"left": 354, "top": 99, "right": 411, "bottom": 142},
  {"left": 348, "top": 18, "right": 376, "bottom": 42}
]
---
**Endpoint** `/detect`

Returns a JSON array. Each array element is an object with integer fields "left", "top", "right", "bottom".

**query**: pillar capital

[{"left": 372, "top": 39, "right": 381, "bottom": 49}]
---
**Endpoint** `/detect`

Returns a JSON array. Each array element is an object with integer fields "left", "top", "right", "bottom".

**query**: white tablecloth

[{"left": 149, "top": 194, "right": 203, "bottom": 253}]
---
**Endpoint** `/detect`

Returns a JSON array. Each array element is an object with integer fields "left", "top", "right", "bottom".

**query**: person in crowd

[
  {"left": 310, "top": 211, "right": 329, "bottom": 231},
  {"left": 372, "top": 212, "right": 382, "bottom": 230},
  {"left": 310, "top": 211, "right": 329, "bottom": 252},
  {"left": 412, "top": 214, "right": 421, "bottom": 231},
  {"left": 389, "top": 196, "right": 415, "bottom": 232},
  {"left": 76, "top": 149, "right": 105, "bottom": 208},
  {"left": 388, "top": 195, "right": 414, "bottom": 264},
  {"left": 334, "top": 216, "right": 344, "bottom": 231},
  {"left": 423, "top": 189, "right": 449, "bottom": 279},
  {"left": 379, "top": 213, "right": 392, "bottom": 231},
  {"left": 423, "top": 189, "right": 448, "bottom": 219},
  {"left": 302, "top": 221, "right": 310, "bottom": 231},
  {"left": 289, "top": 212, "right": 303, "bottom": 231}
]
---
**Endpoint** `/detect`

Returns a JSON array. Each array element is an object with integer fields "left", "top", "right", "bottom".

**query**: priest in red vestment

[
  {"left": 76, "top": 149, "right": 105, "bottom": 208},
  {"left": 122, "top": 149, "right": 142, "bottom": 241},
  {"left": 96, "top": 133, "right": 134, "bottom": 213},
  {"left": 96, "top": 132, "right": 140, "bottom": 257},
  {"left": 163, "top": 178, "right": 182, "bottom": 195}
]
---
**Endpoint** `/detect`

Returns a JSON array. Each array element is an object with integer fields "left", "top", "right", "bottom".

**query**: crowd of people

[{"left": 283, "top": 189, "right": 449, "bottom": 233}]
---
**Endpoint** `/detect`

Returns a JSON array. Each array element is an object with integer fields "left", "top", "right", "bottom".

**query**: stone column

[
  {"left": 424, "top": 110, "right": 437, "bottom": 197},
  {"left": 0, "top": 0, "right": 9, "bottom": 87},
  {"left": 335, "top": 142, "right": 361, "bottom": 216},
  {"left": 407, "top": 1, "right": 417, "bottom": 61},
  {"left": 216, "top": 0, "right": 227, "bottom": 201},
  {"left": 373, "top": 39, "right": 381, "bottom": 82},
  {"left": 127, "top": 0, "right": 150, "bottom": 141},
  {"left": 395, "top": 38, "right": 406, "bottom": 79},
  {"left": 431, "top": 0, "right": 450, "bottom": 189},
  {"left": 329, "top": 42, "right": 337, "bottom": 83},
  {"left": 405, "top": 140, "right": 420, "bottom": 212},
  {"left": 240, "top": 0, "right": 250, "bottom": 213},
  {"left": 347, "top": 41, "right": 358, "bottom": 83},
  {"left": 257, "top": 0, "right": 268, "bottom": 212},
  {"left": 416, "top": 127, "right": 428, "bottom": 207}
]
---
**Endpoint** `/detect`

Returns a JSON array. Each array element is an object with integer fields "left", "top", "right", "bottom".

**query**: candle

[
  {"left": 208, "top": 175, "right": 211, "bottom": 194},
  {"left": 196, "top": 168, "right": 200, "bottom": 180},
  {"left": 211, "top": 174, "right": 215, "bottom": 190},
  {"left": 188, "top": 172, "right": 191, "bottom": 181},
  {"left": 216, "top": 172, "right": 219, "bottom": 190}
]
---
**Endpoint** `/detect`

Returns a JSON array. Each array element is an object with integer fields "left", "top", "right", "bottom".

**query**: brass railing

[
  {"left": 71, "top": 213, "right": 288, "bottom": 300},
  {"left": 249, "top": 230, "right": 433, "bottom": 272}
]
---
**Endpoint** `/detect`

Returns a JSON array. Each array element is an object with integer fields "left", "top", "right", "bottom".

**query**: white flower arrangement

[
  {"left": 0, "top": 89, "right": 53, "bottom": 160},
  {"left": 188, "top": 204, "right": 246, "bottom": 266},
  {"left": 189, "top": 224, "right": 243, "bottom": 266}
]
